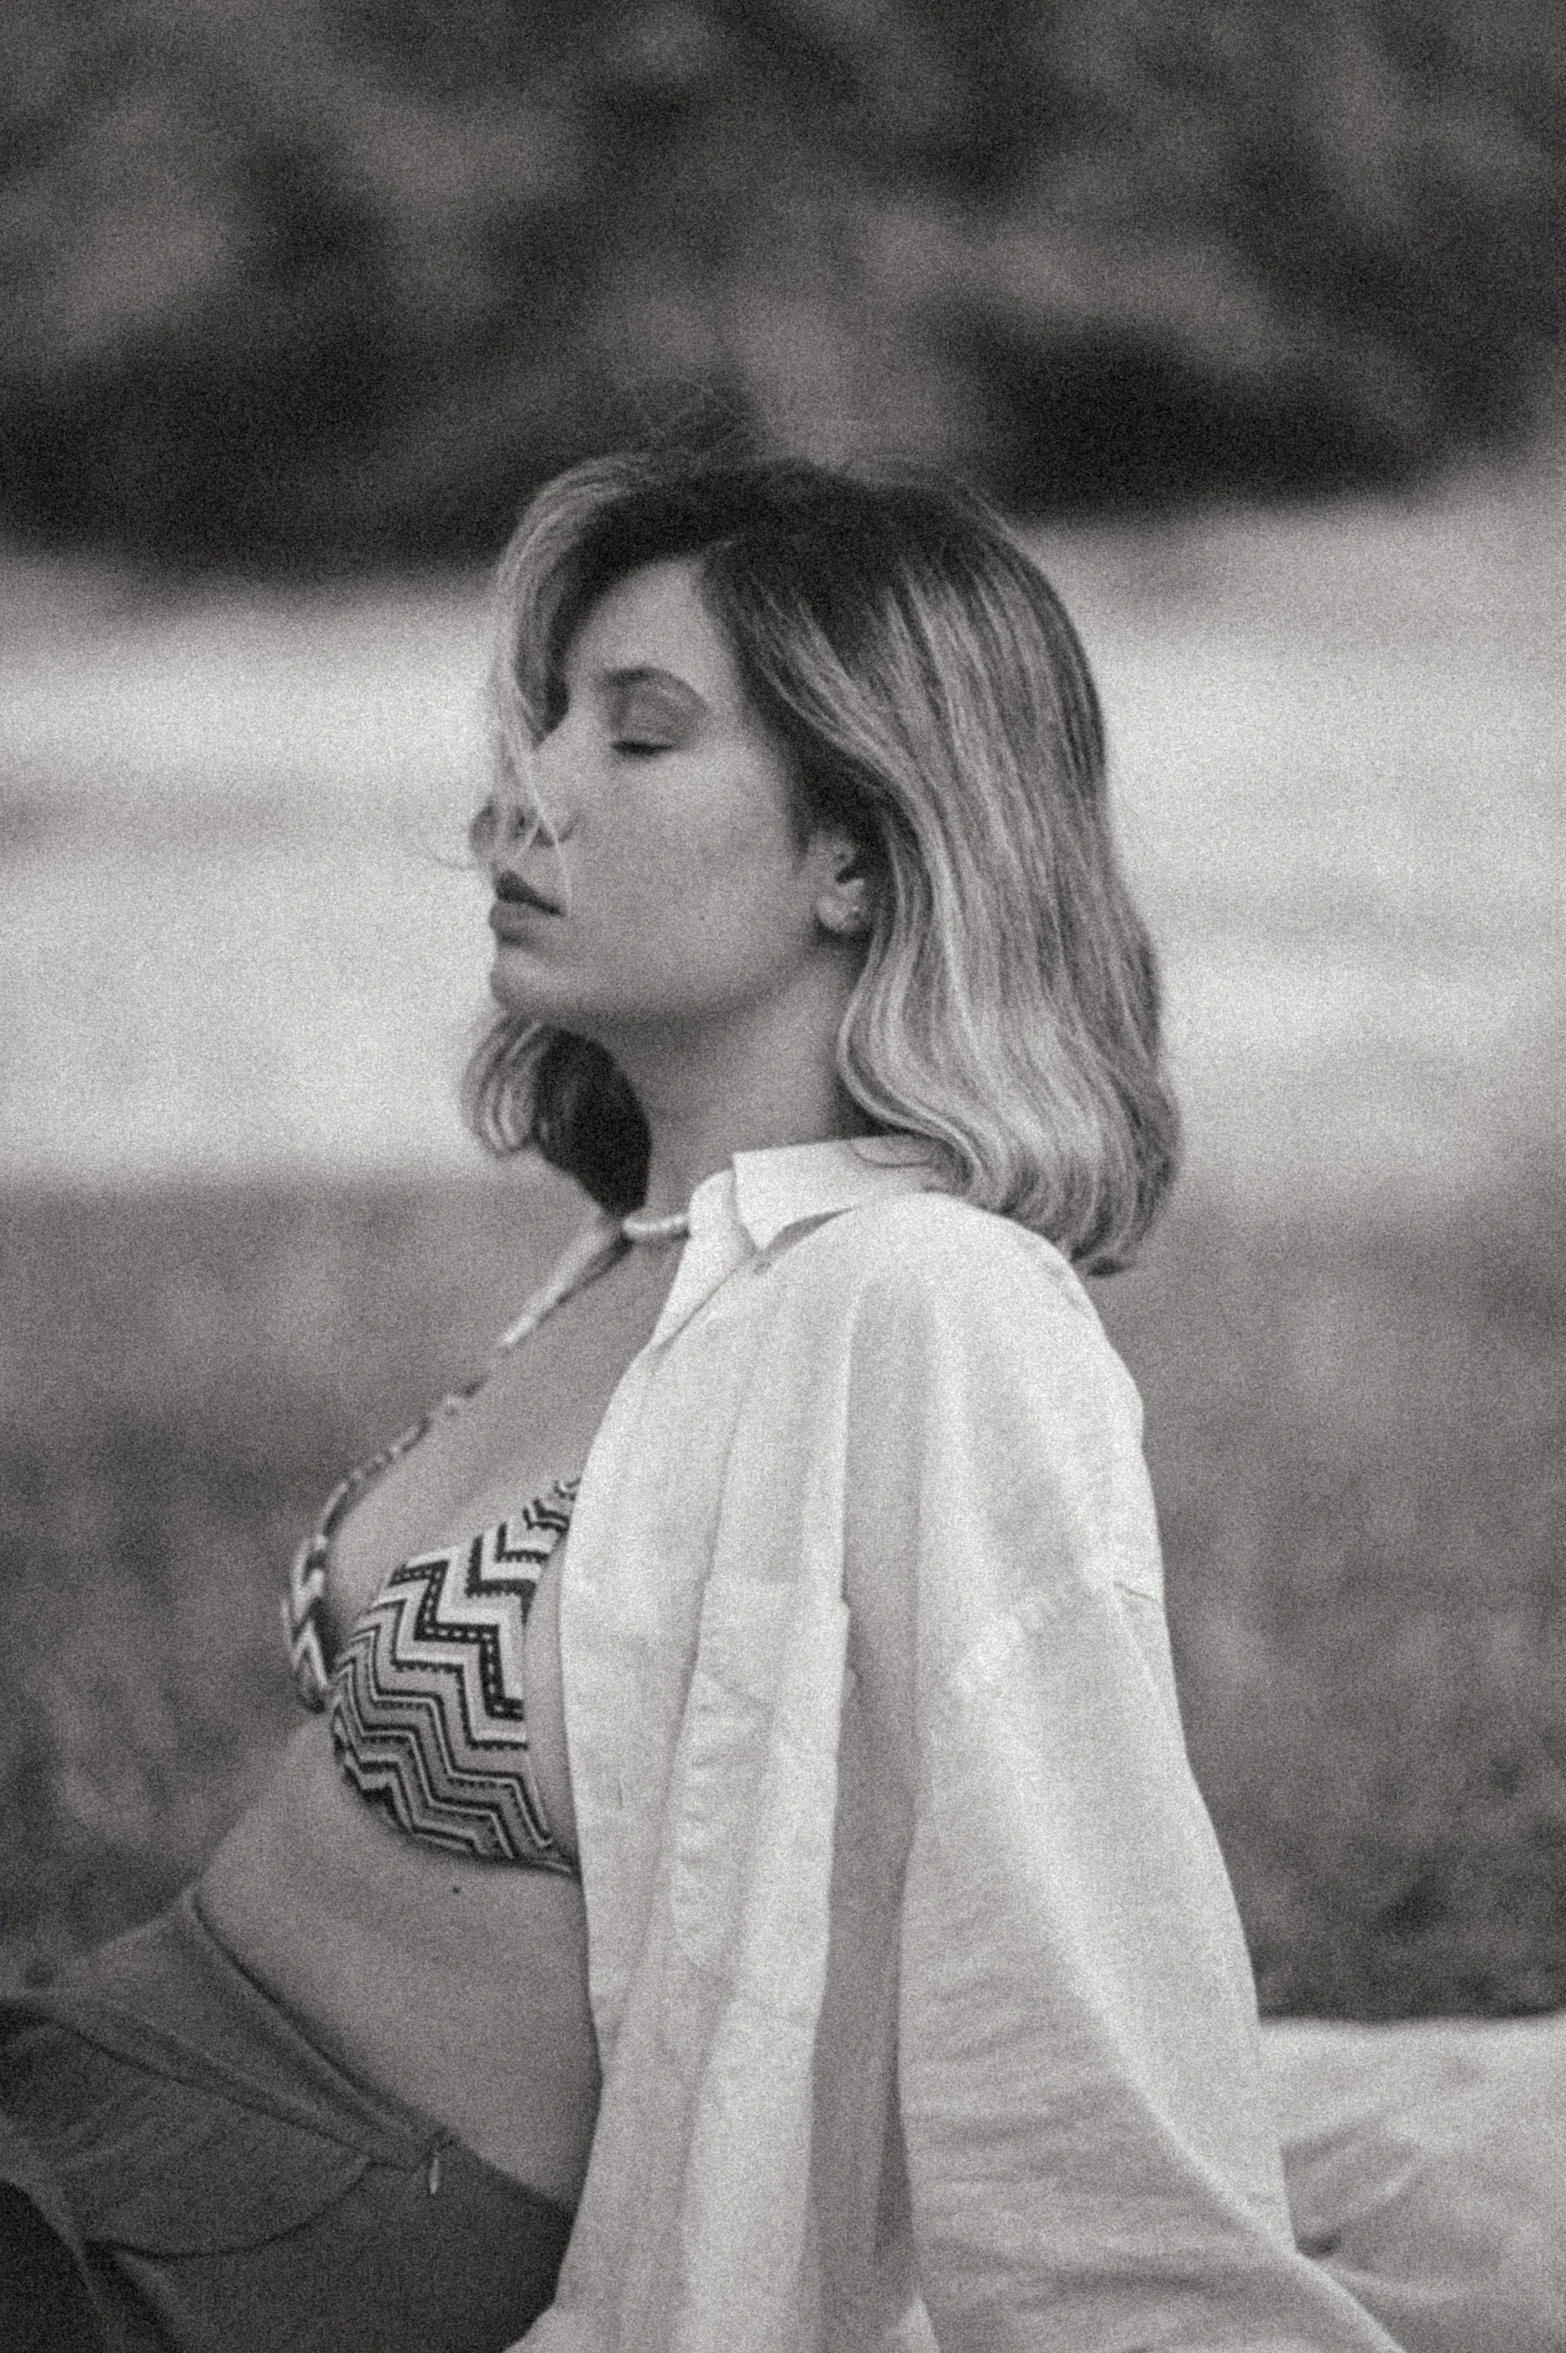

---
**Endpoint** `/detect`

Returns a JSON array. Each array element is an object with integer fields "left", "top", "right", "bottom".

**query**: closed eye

[{"left": 612, "top": 740, "right": 672, "bottom": 758}]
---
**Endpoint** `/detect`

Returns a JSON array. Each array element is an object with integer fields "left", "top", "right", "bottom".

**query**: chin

[
  {"left": 489, "top": 974, "right": 549, "bottom": 1020},
  {"left": 488, "top": 945, "right": 551, "bottom": 1015},
  {"left": 487, "top": 957, "right": 596, "bottom": 1033}
]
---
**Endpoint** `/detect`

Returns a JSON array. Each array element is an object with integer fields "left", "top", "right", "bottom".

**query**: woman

[{"left": 0, "top": 452, "right": 1401, "bottom": 2352}]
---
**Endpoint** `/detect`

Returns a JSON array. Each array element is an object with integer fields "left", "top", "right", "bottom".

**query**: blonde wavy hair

[{"left": 466, "top": 450, "right": 1178, "bottom": 1273}]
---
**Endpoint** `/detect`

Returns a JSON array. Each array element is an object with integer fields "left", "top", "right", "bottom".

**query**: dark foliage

[{"left": 2, "top": 0, "right": 1564, "bottom": 563}]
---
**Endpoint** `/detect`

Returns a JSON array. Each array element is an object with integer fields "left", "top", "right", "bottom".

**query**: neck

[{"left": 600, "top": 978, "right": 876, "bottom": 1221}]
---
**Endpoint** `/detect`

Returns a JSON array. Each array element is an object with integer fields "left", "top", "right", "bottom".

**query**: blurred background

[{"left": 2, "top": 0, "right": 1563, "bottom": 2013}]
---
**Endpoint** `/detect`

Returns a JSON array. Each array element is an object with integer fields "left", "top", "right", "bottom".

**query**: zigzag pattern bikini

[{"left": 284, "top": 1218, "right": 625, "bottom": 1874}]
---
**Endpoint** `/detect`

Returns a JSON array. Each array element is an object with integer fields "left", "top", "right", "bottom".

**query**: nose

[{"left": 475, "top": 740, "right": 574, "bottom": 862}]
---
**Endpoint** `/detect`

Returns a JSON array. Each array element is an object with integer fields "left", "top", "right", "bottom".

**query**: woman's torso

[{"left": 199, "top": 1228, "right": 682, "bottom": 2212}]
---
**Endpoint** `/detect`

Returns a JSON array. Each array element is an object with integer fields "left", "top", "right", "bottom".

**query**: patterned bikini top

[{"left": 283, "top": 1214, "right": 627, "bottom": 1873}]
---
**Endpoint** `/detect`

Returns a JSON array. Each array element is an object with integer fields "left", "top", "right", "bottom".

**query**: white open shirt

[{"left": 517, "top": 1136, "right": 1400, "bottom": 2352}]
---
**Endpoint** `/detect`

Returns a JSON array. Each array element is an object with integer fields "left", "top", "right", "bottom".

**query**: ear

[{"left": 812, "top": 834, "right": 875, "bottom": 938}]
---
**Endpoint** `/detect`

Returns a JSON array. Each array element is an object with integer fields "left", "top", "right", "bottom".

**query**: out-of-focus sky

[
  {"left": 4, "top": 458, "right": 1560, "bottom": 1208},
  {"left": 4, "top": 0, "right": 1564, "bottom": 1210}
]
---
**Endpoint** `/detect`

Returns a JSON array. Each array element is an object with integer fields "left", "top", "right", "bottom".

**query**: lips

[
  {"left": 490, "top": 872, "right": 561, "bottom": 939},
  {"left": 493, "top": 871, "right": 561, "bottom": 914},
  {"left": 490, "top": 899, "right": 558, "bottom": 941}
]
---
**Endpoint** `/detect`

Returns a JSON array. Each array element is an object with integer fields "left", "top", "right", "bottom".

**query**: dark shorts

[{"left": 0, "top": 1889, "right": 574, "bottom": 2353}]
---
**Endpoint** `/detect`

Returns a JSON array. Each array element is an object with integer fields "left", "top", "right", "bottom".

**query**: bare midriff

[{"left": 200, "top": 1234, "right": 683, "bottom": 2215}]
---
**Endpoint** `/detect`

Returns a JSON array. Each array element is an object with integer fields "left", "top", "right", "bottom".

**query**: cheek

[
  {"left": 656, "top": 836, "right": 802, "bottom": 970},
  {"left": 652, "top": 764, "right": 802, "bottom": 906},
  {"left": 550, "top": 736, "right": 813, "bottom": 1006}
]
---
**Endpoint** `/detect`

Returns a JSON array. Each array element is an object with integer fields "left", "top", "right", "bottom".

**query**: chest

[{"left": 322, "top": 1242, "right": 678, "bottom": 1644}]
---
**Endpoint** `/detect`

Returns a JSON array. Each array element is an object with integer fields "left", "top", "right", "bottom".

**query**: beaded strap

[{"left": 285, "top": 1212, "right": 625, "bottom": 1710}]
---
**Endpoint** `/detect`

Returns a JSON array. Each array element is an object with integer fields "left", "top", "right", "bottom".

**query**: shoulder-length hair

[{"left": 465, "top": 450, "right": 1179, "bottom": 1273}]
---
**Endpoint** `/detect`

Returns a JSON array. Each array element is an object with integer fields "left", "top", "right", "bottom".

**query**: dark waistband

[
  {"left": 2, "top": 1887, "right": 577, "bottom": 2352},
  {"left": 4, "top": 1886, "right": 481, "bottom": 2181}
]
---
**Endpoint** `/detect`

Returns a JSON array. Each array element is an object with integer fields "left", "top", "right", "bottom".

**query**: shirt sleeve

[{"left": 841, "top": 1208, "right": 1402, "bottom": 2352}]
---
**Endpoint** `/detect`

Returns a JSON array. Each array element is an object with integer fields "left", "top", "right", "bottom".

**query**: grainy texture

[{"left": 2, "top": 1168, "right": 1562, "bottom": 2017}]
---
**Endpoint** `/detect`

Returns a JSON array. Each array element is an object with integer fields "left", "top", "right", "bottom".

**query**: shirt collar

[
  {"left": 725, "top": 1132, "right": 944, "bottom": 1250},
  {"left": 648, "top": 1133, "right": 945, "bottom": 1349}
]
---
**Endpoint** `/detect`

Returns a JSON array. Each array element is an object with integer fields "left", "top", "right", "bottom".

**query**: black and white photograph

[{"left": 2, "top": 5, "right": 1563, "bottom": 2348}]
